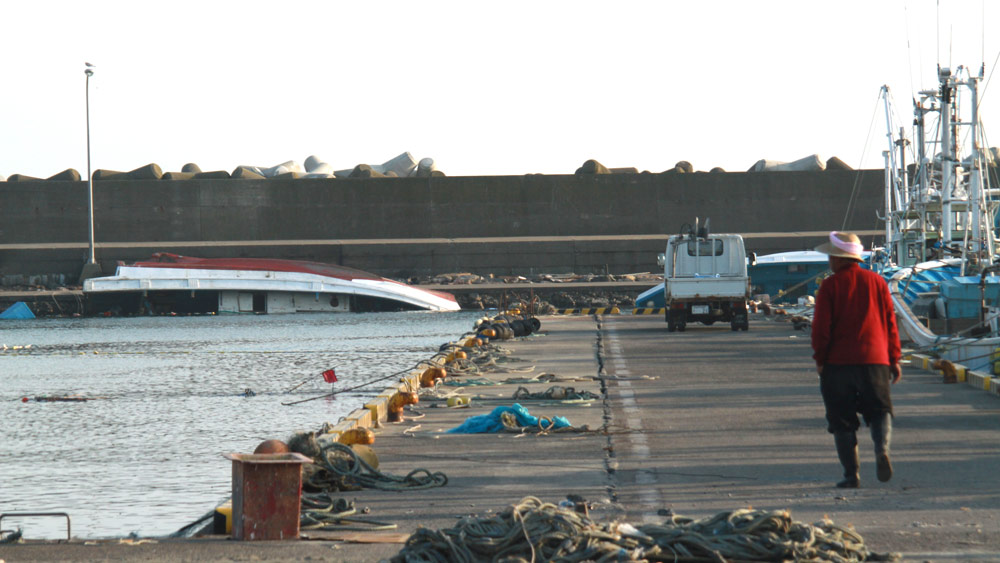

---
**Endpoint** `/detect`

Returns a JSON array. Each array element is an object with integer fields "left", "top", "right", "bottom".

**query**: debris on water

[
  {"left": 23, "top": 395, "right": 93, "bottom": 402},
  {"left": 242, "top": 388, "right": 256, "bottom": 397}
]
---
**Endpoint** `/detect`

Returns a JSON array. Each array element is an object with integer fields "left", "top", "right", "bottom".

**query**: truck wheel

[
  {"left": 667, "top": 322, "right": 676, "bottom": 332},
  {"left": 677, "top": 321, "right": 686, "bottom": 332},
  {"left": 731, "top": 321, "right": 740, "bottom": 331}
]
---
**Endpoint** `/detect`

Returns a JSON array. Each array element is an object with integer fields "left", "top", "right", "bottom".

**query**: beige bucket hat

[{"left": 814, "top": 231, "right": 864, "bottom": 261}]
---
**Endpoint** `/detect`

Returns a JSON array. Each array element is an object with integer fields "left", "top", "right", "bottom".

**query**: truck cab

[{"left": 660, "top": 229, "right": 751, "bottom": 332}]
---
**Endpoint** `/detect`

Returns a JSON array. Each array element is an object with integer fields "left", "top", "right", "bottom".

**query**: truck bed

[{"left": 665, "top": 277, "right": 747, "bottom": 300}]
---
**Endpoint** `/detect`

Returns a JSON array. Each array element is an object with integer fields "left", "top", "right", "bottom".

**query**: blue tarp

[
  {"left": 446, "top": 403, "right": 572, "bottom": 433},
  {"left": 0, "top": 301, "right": 35, "bottom": 320}
]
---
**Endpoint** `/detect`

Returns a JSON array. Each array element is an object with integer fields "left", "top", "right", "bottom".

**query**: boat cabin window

[{"left": 687, "top": 239, "right": 724, "bottom": 257}]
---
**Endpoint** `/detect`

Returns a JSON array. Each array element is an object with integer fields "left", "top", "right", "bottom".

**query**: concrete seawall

[{"left": 0, "top": 170, "right": 884, "bottom": 284}]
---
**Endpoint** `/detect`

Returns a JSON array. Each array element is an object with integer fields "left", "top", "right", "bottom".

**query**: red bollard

[{"left": 222, "top": 452, "right": 313, "bottom": 540}]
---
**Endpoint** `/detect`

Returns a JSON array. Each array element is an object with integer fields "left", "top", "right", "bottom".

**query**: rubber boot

[
  {"left": 833, "top": 432, "right": 860, "bottom": 488},
  {"left": 870, "top": 412, "right": 893, "bottom": 482}
]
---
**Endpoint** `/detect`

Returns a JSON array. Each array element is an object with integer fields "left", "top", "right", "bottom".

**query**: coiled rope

[
  {"left": 391, "top": 497, "right": 897, "bottom": 563},
  {"left": 305, "top": 442, "right": 447, "bottom": 492},
  {"left": 300, "top": 494, "right": 397, "bottom": 532}
]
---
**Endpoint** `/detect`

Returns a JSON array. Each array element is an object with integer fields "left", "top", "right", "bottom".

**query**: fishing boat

[
  {"left": 874, "top": 64, "right": 1000, "bottom": 371},
  {"left": 83, "top": 253, "right": 461, "bottom": 315}
]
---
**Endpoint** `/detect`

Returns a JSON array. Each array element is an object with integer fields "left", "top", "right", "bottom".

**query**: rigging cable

[
  {"left": 978, "top": 49, "right": 1000, "bottom": 106},
  {"left": 903, "top": 0, "right": 916, "bottom": 98},
  {"left": 841, "top": 89, "right": 888, "bottom": 231}
]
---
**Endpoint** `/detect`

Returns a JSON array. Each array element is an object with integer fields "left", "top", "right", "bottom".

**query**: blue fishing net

[{"left": 446, "top": 403, "right": 571, "bottom": 433}]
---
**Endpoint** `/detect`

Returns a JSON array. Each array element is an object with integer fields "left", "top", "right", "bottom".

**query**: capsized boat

[{"left": 83, "top": 253, "right": 460, "bottom": 315}]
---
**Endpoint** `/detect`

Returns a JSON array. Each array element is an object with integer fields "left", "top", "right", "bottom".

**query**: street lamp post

[{"left": 80, "top": 62, "right": 102, "bottom": 283}]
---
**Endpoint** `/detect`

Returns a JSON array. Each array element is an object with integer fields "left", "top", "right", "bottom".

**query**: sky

[{"left": 1, "top": 1, "right": 998, "bottom": 179}]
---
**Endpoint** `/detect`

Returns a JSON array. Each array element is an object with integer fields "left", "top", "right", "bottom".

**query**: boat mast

[{"left": 940, "top": 66, "right": 954, "bottom": 247}]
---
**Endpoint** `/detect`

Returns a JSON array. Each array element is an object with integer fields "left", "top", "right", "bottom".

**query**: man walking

[{"left": 811, "top": 231, "right": 902, "bottom": 488}]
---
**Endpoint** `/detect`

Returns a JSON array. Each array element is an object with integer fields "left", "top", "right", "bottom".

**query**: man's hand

[
  {"left": 890, "top": 362, "right": 902, "bottom": 384},
  {"left": 816, "top": 364, "right": 823, "bottom": 376}
]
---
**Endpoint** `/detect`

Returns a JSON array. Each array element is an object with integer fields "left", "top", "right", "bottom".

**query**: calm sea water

[{"left": 0, "top": 311, "right": 479, "bottom": 539}]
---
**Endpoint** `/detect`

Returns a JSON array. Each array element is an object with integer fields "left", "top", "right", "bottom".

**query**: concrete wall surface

[{"left": 0, "top": 170, "right": 885, "bottom": 284}]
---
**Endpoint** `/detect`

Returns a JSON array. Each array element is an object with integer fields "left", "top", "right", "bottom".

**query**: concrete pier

[{"left": 4, "top": 315, "right": 998, "bottom": 561}]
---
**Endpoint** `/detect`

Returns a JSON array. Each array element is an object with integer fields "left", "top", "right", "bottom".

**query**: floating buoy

[{"left": 338, "top": 427, "right": 375, "bottom": 446}]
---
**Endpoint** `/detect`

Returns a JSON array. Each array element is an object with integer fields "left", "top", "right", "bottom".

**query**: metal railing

[{"left": 0, "top": 512, "right": 71, "bottom": 541}]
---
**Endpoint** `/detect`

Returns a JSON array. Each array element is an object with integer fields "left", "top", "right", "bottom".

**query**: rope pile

[
  {"left": 391, "top": 497, "right": 897, "bottom": 562},
  {"left": 440, "top": 345, "right": 534, "bottom": 377},
  {"left": 304, "top": 442, "right": 447, "bottom": 493}
]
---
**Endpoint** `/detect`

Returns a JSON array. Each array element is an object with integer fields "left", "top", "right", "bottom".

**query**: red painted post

[{"left": 223, "top": 453, "right": 313, "bottom": 540}]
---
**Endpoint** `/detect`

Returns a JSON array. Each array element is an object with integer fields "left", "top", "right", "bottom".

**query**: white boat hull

[{"left": 84, "top": 266, "right": 460, "bottom": 313}]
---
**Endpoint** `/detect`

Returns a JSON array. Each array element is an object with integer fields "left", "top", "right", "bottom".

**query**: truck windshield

[{"left": 686, "top": 240, "right": 724, "bottom": 256}]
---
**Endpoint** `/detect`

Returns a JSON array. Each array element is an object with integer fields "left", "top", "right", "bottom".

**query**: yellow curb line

[
  {"left": 907, "top": 353, "right": 998, "bottom": 397},
  {"left": 553, "top": 307, "right": 620, "bottom": 315}
]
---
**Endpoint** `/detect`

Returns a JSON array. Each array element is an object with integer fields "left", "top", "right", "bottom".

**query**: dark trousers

[{"left": 819, "top": 364, "right": 893, "bottom": 434}]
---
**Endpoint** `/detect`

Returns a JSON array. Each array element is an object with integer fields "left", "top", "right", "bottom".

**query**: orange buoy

[
  {"left": 453, "top": 350, "right": 467, "bottom": 360},
  {"left": 253, "top": 439, "right": 290, "bottom": 454},
  {"left": 338, "top": 427, "right": 375, "bottom": 446}
]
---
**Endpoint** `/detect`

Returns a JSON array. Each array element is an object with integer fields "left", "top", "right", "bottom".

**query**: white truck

[{"left": 657, "top": 224, "right": 752, "bottom": 332}]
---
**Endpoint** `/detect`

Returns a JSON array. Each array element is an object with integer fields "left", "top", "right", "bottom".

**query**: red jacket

[{"left": 811, "top": 262, "right": 901, "bottom": 366}]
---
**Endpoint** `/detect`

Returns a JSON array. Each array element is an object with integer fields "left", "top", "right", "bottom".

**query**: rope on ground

[
  {"left": 390, "top": 497, "right": 899, "bottom": 563},
  {"left": 512, "top": 385, "right": 600, "bottom": 401},
  {"left": 444, "top": 344, "right": 532, "bottom": 377},
  {"left": 304, "top": 442, "right": 447, "bottom": 493},
  {"left": 439, "top": 377, "right": 499, "bottom": 387},
  {"left": 300, "top": 494, "right": 398, "bottom": 532},
  {"left": 504, "top": 372, "right": 596, "bottom": 384}
]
